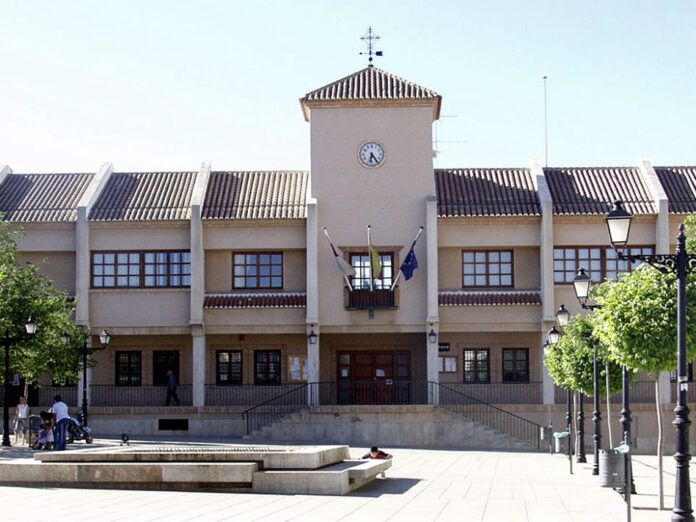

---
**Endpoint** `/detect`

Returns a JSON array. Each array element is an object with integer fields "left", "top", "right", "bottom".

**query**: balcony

[{"left": 345, "top": 288, "right": 397, "bottom": 310}]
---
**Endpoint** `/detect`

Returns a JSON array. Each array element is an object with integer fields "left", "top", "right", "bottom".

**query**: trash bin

[
  {"left": 553, "top": 431, "right": 569, "bottom": 454},
  {"left": 599, "top": 448, "right": 626, "bottom": 487}
]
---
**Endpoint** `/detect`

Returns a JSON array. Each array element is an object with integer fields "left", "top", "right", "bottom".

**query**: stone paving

[{"left": 0, "top": 438, "right": 689, "bottom": 521}]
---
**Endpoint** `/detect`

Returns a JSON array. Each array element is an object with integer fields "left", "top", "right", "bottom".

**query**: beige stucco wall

[
  {"left": 311, "top": 105, "right": 433, "bottom": 329},
  {"left": 439, "top": 305, "right": 541, "bottom": 332},
  {"left": 19, "top": 251, "right": 76, "bottom": 294},
  {"left": 204, "top": 308, "right": 306, "bottom": 333},
  {"left": 438, "top": 218, "right": 541, "bottom": 247},
  {"left": 90, "top": 223, "right": 190, "bottom": 250},
  {"left": 90, "top": 289, "right": 191, "bottom": 330},
  {"left": 205, "top": 249, "right": 306, "bottom": 293},
  {"left": 553, "top": 216, "right": 657, "bottom": 246},
  {"left": 14, "top": 224, "right": 76, "bottom": 251},
  {"left": 203, "top": 222, "right": 305, "bottom": 250}
]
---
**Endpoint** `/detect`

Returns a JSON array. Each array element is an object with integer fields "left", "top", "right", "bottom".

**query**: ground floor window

[
  {"left": 255, "top": 350, "right": 281, "bottom": 385},
  {"left": 463, "top": 349, "right": 489, "bottom": 383},
  {"left": 116, "top": 351, "right": 142, "bottom": 386},
  {"left": 502, "top": 348, "right": 529, "bottom": 382},
  {"left": 287, "top": 355, "right": 308, "bottom": 382},
  {"left": 217, "top": 350, "right": 243, "bottom": 385},
  {"left": 153, "top": 350, "right": 179, "bottom": 386},
  {"left": 438, "top": 356, "right": 458, "bottom": 373}
]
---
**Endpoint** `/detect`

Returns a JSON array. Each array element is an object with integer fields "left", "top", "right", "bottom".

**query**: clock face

[{"left": 358, "top": 142, "right": 385, "bottom": 168}]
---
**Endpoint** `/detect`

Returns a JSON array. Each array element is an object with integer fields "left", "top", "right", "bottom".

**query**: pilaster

[{"left": 190, "top": 162, "right": 211, "bottom": 326}]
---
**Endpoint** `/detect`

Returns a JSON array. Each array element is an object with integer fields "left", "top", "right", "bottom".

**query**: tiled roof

[
  {"left": 0, "top": 173, "right": 94, "bottom": 223},
  {"left": 89, "top": 172, "right": 196, "bottom": 221},
  {"left": 654, "top": 166, "right": 696, "bottom": 214},
  {"left": 435, "top": 168, "right": 540, "bottom": 217},
  {"left": 202, "top": 171, "right": 308, "bottom": 220},
  {"left": 303, "top": 67, "right": 439, "bottom": 103},
  {"left": 544, "top": 167, "right": 655, "bottom": 215},
  {"left": 204, "top": 292, "right": 307, "bottom": 309},
  {"left": 439, "top": 291, "right": 542, "bottom": 307}
]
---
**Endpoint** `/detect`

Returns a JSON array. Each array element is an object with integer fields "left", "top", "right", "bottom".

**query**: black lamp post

[
  {"left": 547, "top": 325, "right": 572, "bottom": 475},
  {"left": 63, "top": 329, "right": 110, "bottom": 428},
  {"left": 572, "top": 267, "right": 602, "bottom": 475},
  {"left": 2, "top": 317, "right": 37, "bottom": 447},
  {"left": 606, "top": 200, "right": 693, "bottom": 521}
]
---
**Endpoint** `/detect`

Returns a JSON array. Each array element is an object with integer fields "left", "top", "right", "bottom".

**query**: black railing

[
  {"left": 38, "top": 386, "right": 78, "bottom": 407},
  {"left": 90, "top": 385, "right": 192, "bottom": 406},
  {"left": 435, "top": 382, "right": 542, "bottom": 450},
  {"left": 346, "top": 288, "right": 396, "bottom": 310},
  {"left": 309, "top": 381, "right": 429, "bottom": 406},
  {"left": 205, "top": 384, "right": 305, "bottom": 406},
  {"left": 554, "top": 381, "right": 656, "bottom": 404},
  {"left": 442, "top": 382, "right": 542, "bottom": 404},
  {"left": 242, "top": 384, "right": 309, "bottom": 435}
]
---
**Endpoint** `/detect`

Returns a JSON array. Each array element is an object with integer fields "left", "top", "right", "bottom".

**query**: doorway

[{"left": 336, "top": 351, "right": 411, "bottom": 404}]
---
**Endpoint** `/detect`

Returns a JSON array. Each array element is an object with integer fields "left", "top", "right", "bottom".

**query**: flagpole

[
  {"left": 322, "top": 227, "right": 354, "bottom": 291},
  {"left": 367, "top": 225, "right": 374, "bottom": 291},
  {"left": 390, "top": 226, "right": 424, "bottom": 291}
]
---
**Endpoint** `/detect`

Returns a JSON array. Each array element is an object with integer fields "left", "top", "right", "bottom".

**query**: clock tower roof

[{"left": 300, "top": 66, "right": 441, "bottom": 122}]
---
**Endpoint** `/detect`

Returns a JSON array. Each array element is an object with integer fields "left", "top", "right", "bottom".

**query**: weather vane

[{"left": 360, "top": 26, "right": 383, "bottom": 66}]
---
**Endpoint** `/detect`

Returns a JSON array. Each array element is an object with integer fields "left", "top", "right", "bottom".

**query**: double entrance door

[{"left": 336, "top": 351, "right": 411, "bottom": 404}]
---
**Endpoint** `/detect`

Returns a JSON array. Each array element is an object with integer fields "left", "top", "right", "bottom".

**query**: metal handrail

[{"left": 241, "top": 383, "right": 309, "bottom": 435}]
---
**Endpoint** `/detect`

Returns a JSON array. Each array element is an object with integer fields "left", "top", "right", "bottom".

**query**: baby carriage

[
  {"left": 66, "top": 413, "right": 93, "bottom": 444},
  {"left": 30, "top": 412, "right": 54, "bottom": 450}
]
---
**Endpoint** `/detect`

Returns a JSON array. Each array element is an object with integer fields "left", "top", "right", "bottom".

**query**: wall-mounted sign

[{"left": 438, "top": 342, "right": 450, "bottom": 353}]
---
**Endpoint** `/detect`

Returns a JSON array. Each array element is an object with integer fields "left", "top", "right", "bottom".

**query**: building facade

[{"left": 1, "top": 66, "right": 695, "bottom": 446}]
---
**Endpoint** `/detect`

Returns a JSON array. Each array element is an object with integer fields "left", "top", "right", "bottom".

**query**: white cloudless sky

[{"left": 1, "top": 0, "right": 695, "bottom": 173}]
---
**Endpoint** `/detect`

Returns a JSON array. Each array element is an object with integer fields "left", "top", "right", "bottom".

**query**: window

[
  {"left": 115, "top": 351, "right": 142, "bottom": 386},
  {"left": 462, "top": 251, "right": 513, "bottom": 288},
  {"left": 153, "top": 350, "right": 179, "bottom": 386},
  {"left": 254, "top": 350, "right": 281, "bottom": 385},
  {"left": 92, "top": 251, "right": 191, "bottom": 288},
  {"left": 350, "top": 253, "right": 394, "bottom": 289},
  {"left": 463, "top": 349, "right": 489, "bottom": 383},
  {"left": 287, "top": 355, "right": 308, "bottom": 382},
  {"left": 605, "top": 247, "right": 653, "bottom": 280},
  {"left": 233, "top": 253, "right": 283, "bottom": 289},
  {"left": 438, "top": 356, "right": 458, "bottom": 373},
  {"left": 216, "top": 350, "right": 243, "bottom": 385},
  {"left": 553, "top": 248, "right": 602, "bottom": 284},
  {"left": 502, "top": 348, "right": 529, "bottom": 383},
  {"left": 144, "top": 252, "right": 191, "bottom": 287}
]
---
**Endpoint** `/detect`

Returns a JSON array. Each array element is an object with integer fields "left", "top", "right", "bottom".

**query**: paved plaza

[{"left": 0, "top": 439, "right": 687, "bottom": 521}]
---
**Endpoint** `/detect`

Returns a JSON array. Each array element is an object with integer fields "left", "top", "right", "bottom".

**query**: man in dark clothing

[
  {"left": 165, "top": 370, "right": 180, "bottom": 406},
  {"left": 362, "top": 446, "right": 392, "bottom": 459}
]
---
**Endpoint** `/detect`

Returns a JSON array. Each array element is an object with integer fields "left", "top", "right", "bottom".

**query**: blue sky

[{"left": 1, "top": 0, "right": 695, "bottom": 172}]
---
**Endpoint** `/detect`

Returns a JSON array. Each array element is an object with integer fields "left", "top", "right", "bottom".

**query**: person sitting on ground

[{"left": 362, "top": 446, "right": 392, "bottom": 459}]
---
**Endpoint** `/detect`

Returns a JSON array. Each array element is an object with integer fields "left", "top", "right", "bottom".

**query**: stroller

[
  {"left": 66, "top": 413, "right": 93, "bottom": 444},
  {"left": 29, "top": 412, "right": 54, "bottom": 450}
]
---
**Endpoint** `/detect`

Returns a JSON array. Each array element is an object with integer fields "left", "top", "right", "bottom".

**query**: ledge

[
  {"left": 204, "top": 292, "right": 306, "bottom": 309},
  {"left": 439, "top": 290, "right": 542, "bottom": 307}
]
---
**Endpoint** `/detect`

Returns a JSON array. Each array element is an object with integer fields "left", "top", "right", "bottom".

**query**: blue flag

[{"left": 400, "top": 248, "right": 419, "bottom": 281}]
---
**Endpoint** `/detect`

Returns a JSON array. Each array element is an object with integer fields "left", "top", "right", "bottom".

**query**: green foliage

[
  {"left": 544, "top": 314, "right": 622, "bottom": 395},
  {"left": 0, "top": 219, "right": 84, "bottom": 385}
]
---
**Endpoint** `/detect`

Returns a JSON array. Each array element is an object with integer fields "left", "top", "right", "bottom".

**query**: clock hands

[{"left": 369, "top": 152, "right": 378, "bottom": 164}]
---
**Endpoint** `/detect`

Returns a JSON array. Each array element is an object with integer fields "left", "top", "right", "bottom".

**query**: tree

[
  {"left": 0, "top": 219, "right": 84, "bottom": 389},
  {"left": 594, "top": 264, "right": 696, "bottom": 510}
]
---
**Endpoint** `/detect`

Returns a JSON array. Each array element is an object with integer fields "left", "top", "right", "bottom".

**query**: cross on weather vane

[{"left": 360, "top": 26, "right": 383, "bottom": 67}]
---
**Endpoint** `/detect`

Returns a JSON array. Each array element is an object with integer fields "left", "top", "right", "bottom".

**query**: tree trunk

[
  {"left": 656, "top": 377, "right": 664, "bottom": 510},
  {"left": 606, "top": 362, "right": 614, "bottom": 448}
]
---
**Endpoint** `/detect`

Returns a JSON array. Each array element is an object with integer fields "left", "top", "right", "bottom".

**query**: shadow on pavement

[{"left": 348, "top": 477, "right": 421, "bottom": 497}]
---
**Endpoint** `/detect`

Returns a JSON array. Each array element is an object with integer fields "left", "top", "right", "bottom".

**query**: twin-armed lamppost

[
  {"left": 2, "top": 317, "right": 37, "bottom": 447},
  {"left": 62, "top": 329, "right": 110, "bottom": 428},
  {"left": 546, "top": 323, "right": 575, "bottom": 475},
  {"left": 605, "top": 200, "right": 694, "bottom": 522}
]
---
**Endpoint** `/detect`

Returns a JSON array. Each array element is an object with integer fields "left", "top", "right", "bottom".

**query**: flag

[
  {"left": 330, "top": 243, "right": 356, "bottom": 277},
  {"left": 400, "top": 247, "right": 419, "bottom": 281},
  {"left": 368, "top": 232, "right": 382, "bottom": 280}
]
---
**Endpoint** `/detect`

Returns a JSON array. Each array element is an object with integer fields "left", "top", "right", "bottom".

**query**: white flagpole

[
  {"left": 390, "top": 226, "right": 424, "bottom": 291},
  {"left": 367, "top": 225, "right": 373, "bottom": 291},
  {"left": 322, "top": 226, "right": 354, "bottom": 292}
]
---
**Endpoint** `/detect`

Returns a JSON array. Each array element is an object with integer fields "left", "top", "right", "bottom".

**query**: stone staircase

[{"left": 244, "top": 404, "right": 537, "bottom": 451}]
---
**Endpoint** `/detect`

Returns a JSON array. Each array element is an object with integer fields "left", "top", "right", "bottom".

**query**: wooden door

[{"left": 336, "top": 351, "right": 410, "bottom": 404}]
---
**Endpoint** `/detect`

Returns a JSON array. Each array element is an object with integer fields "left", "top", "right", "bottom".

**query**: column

[
  {"left": 426, "top": 323, "right": 439, "bottom": 405},
  {"left": 426, "top": 196, "right": 439, "bottom": 404},
  {"left": 306, "top": 197, "right": 320, "bottom": 405},
  {"left": 192, "top": 333, "right": 206, "bottom": 408},
  {"left": 307, "top": 324, "right": 320, "bottom": 405}
]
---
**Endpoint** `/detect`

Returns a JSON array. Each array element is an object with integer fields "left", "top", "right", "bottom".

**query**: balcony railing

[
  {"left": 90, "top": 385, "right": 192, "bottom": 407},
  {"left": 205, "top": 384, "right": 305, "bottom": 406},
  {"left": 441, "top": 382, "right": 543, "bottom": 404},
  {"left": 346, "top": 288, "right": 396, "bottom": 310}
]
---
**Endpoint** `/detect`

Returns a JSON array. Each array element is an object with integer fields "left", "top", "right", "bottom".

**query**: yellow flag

[{"left": 370, "top": 243, "right": 382, "bottom": 280}]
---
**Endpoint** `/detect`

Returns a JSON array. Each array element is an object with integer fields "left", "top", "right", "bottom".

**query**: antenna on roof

[
  {"left": 360, "top": 26, "right": 383, "bottom": 67},
  {"left": 543, "top": 75, "right": 549, "bottom": 167}
]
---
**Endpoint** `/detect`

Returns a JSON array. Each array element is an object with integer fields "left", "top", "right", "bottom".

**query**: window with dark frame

[
  {"left": 92, "top": 251, "right": 191, "bottom": 288},
  {"left": 115, "top": 351, "right": 142, "bottom": 386},
  {"left": 463, "top": 349, "right": 490, "bottom": 383},
  {"left": 216, "top": 350, "right": 243, "bottom": 385},
  {"left": 254, "top": 350, "right": 281, "bottom": 385},
  {"left": 349, "top": 253, "right": 394, "bottom": 289},
  {"left": 553, "top": 246, "right": 654, "bottom": 284},
  {"left": 153, "top": 350, "right": 179, "bottom": 386},
  {"left": 462, "top": 251, "right": 513, "bottom": 288},
  {"left": 502, "top": 348, "right": 529, "bottom": 383},
  {"left": 233, "top": 253, "right": 283, "bottom": 289},
  {"left": 605, "top": 247, "right": 653, "bottom": 280}
]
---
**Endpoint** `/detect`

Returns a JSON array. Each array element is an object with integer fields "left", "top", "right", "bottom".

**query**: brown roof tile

[
  {"left": 544, "top": 167, "right": 655, "bottom": 215},
  {"left": 204, "top": 292, "right": 306, "bottom": 309},
  {"left": 0, "top": 173, "right": 94, "bottom": 223},
  {"left": 439, "top": 291, "right": 542, "bottom": 307},
  {"left": 435, "top": 168, "right": 540, "bottom": 217},
  {"left": 654, "top": 166, "right": 696, "bottom": 214},
  {"left": 89, "top": 172, "right": 196, "bottom": 221},
  {"left": 203, "top": 171, "right": 307, "bottom": 220}
]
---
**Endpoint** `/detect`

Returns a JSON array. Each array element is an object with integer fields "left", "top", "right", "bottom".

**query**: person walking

[
  {"left": 165, "top": 370, "right": 180, "bottom": 406},
  {"left": 49, "top": 395, "right": 70, "bottom": 451},
  {"left": 13, "top": 396, "right": 29, "bottom": 445}
]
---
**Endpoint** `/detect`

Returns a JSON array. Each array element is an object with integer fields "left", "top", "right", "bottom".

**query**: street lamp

[
  {"left": 606, "top": 200, "right": 693, "bottom": 521},
  {"left": 556, "top": 304, "right": 570, "bottom": 328},
  {"left": 3, "top": 317, "right": 37, "bottom": 447},
  {"left": 64, "top": 329, "right": 111, "bottom": 429},
  {"left": 547, "top": 327, "right": 573, "bottom": 475},
  {"left": 547, "top": 325, "right": 560, "bottom": 346}
]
